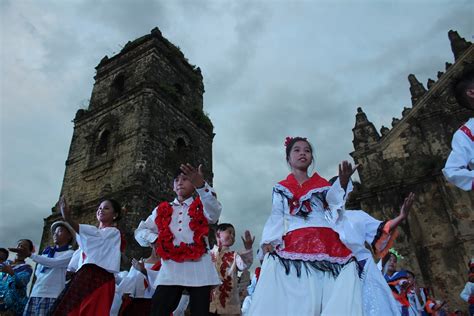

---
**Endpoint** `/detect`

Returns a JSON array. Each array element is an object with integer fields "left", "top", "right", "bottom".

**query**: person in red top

[{"left": 248, "top": 137, "right": 361, "bottom": 316}]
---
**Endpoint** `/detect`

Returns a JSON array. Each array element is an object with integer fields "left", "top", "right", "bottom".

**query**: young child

[
  {"left": 13, "top": 221, "right": 76, "bottom": 316},
  {"left": 248, "top": 137, "right": 361, "bottom": 316},
  {"left": 209, "top": 224, "right": 254, "bottom": 315},
  {"left": 51, "top": 196, "right": 122, "bottom": 316},
  {"left": 443, "top": 68, "right": 474, "bottom": 191},
  {"left": 406, "top": 272, "right": 429, "bottom": 316},
  {"left": 0, "top": 239, "right": 34, "bottom": 315},
  {"left": 135, "top": 163, "right": 222, "bottom": 315},
  {"left": 383, "top": 251, "right": 414, "bottom": 316}
]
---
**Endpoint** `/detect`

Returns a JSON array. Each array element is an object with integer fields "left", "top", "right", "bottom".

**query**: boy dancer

[{"left": 135, "top": 163, "right": 222, "bottom": 315}]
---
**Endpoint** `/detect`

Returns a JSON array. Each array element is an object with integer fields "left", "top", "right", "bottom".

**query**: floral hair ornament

[
  {"left": 284, "top": 136, "right": 307, "bottom": 147},
  {"left": 389, "top": 248, "right": 404, "bottom": 260}
]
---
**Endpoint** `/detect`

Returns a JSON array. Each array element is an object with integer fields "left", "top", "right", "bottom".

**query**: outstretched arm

[
  {"left": 388, "top": 192, "right": 415, "bottom": 232},
  {"left": 59, "top": 196, "right": 79, "bottom": 233}
]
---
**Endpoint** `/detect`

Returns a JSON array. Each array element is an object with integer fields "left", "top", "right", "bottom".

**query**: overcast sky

[{"left": 1, "top": 0, "right": 472, "bottom": 258}]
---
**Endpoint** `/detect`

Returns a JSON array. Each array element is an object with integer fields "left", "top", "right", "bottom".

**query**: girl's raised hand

[
  {"left": 180, "top": 163, "right": 205, "bottom": 188},
  {"left": 338, "top": 161, "right": 359, "bottom": 191},
  {"left": 57, "top": 196, "right": 80, "bottom": 233},
  {"left": 241, "top": 230, "right": 255, "bottom": 250},
  {"left": 58, "top": 196, "right": 71, "bottom": 220},
  {"left": 400, "top": 192, "right": 415, "bottom": 219}
]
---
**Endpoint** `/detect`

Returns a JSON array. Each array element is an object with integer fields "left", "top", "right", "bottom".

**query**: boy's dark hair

[
  {"left": 173, "top": 168, "right": 185, "bottom": 179},
  {"left": 285, "top": 137, "right": 314, "bottom": 163},
  {"left": 216, "top": 223, "right": 235, "bottom": 233},
  {"left": 453, "top": 67, "right": 474, "bottom": 109},
  {"left": 18, "top": 239, "right": 34, "bottom": 252},
  {"left": 381, "top": 251, "right": 397, "bottom": 269},
  {"left": 0, "top": 248, "right": 9, "bottom": 259},
  {"left": 103, "top": 199, "right": 122, "bottom": 222}
]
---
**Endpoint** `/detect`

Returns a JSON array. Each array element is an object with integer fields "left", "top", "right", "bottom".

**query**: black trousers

[{"left": 150, "top": 285, "right": 211, "bottom": 316}]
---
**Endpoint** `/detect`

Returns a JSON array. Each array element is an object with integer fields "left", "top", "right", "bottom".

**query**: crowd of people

[{"left": 0, "top": 68, "right": 472, "bottom": 316}]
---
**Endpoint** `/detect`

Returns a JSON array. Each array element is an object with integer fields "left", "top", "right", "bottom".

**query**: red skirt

[
  {"left": 278, "top": 227, "right": 352, "bottom": 263},
  {"left": 51, "top": 264, "right": 115, "bottom": 316}
]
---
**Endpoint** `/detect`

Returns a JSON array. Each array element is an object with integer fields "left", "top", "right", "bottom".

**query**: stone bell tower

[{"left": 40, "top": 27, "right": 215, "bottom": 265}]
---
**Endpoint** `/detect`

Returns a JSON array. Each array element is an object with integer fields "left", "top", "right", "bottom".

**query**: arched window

[
  {"left": 109, "top": 74, "right": 125, "bottom": 100},
  {"left": 176, "top": 137, "right": 186, "bottom": 152},
  {"left": 96, "top": 130, "right": 110, "bottom": 155}
]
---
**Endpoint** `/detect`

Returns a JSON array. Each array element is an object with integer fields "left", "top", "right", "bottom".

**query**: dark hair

[
  {"left": 381, "top": 251, "right": 397, "bottom": 269},
  {"left": 217, "top": 223, "right": 235, "bottom": 233},
  {"left": 18, "top": 239, "right": 34, "bottom": 252},
  {"left": 285, "top": 137, "right": 314, "bottom": 163},
  {"left": 173, "top": 168, "right": 185, "bottom": 179},
  {"left": 453, "top": 67, "right": 474, "bottom": 110},
  {"left": 54, "top": 224, "right": 74, "bottom": 245},
  {"left": 0, "top": 248, "right": 9, "bottom": 259},
  {"left": 103, "top": 199, "right": 122, "bottom": 222}
]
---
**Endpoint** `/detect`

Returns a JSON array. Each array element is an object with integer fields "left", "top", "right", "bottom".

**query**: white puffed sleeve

[
  {"left": 326, "top": 177, "right": 353, "bottom": 211},
  {"left": 134, "top": 208, "right": 159, "bottom": 247},
  {"left": 260, "top": 191, "right": 285, "bottom": 248},
  {"left": 196, "top": 182, "right": 222, "bottom": 224}
]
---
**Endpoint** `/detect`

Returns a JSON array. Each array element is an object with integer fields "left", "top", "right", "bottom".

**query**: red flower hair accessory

[{"left": 284, "top": 136, "right": 307, "bottom": 147}]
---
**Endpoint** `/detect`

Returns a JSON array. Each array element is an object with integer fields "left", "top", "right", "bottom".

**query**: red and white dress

[
  {"left": 52, "top": 225, "right": 121, "bottom": 316},
  {"left": 443, "top": 118, "right": 474, "bottom": 191},
  {"left": 248, "top": 173, "right": 363, "bottom": 316},
  {"left": 134, "top": 182, "right": 221, "bottom": 287},
  {"left": 209, "top": 245, "right": 253, "bottom": 315}
]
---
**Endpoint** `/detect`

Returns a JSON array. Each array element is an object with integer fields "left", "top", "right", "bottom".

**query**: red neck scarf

[{"left": 278, "top": 173, "right": 330, "bottom": 215}]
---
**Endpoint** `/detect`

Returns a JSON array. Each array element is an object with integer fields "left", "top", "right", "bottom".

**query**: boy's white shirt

[
  {"left": 134, "top": 182, "right": 222, "bottom": 286},
  {"left": 29, "top": 248, "right": 75, "bottom": 298}
]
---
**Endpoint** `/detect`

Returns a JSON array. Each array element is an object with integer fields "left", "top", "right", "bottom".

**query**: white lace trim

[{"left": 276, "top": 249, "right": 352, "bottom": 264}]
